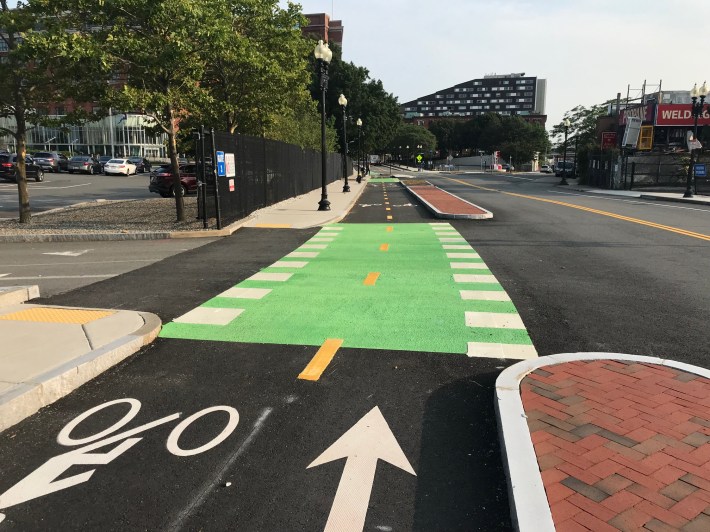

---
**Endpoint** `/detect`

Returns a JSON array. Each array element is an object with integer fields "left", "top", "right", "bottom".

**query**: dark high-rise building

[{"left": 402, "top": 73, "right": 547, "bottom": 127}]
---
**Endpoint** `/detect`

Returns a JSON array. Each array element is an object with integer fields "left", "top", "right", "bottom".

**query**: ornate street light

[
  {"left": 314, "top": 40, "right": 333, "bottom": 210},
  {"left": 338, "top": 94, "right": 350, "bottom": 192},
  {"left": 684, "top": 81, "right": 708, "bottom": 198},
  {"left": 356, "top": 118, "right": 363, "bottom": 183},
  {"left": 559, "top": 118, "right": 571, "bottom": 185}
]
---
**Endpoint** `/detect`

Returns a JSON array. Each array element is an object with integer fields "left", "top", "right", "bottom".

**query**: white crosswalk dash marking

[
  {"left": 439, "top": 237, "right": 466, "bottom": 242},
  {"left": 447, "top": 253, "right": 479, "bottom": 258},
  {"left": 465, "top": 312, "right": 526, "bottom": 329},
  {"left": 450, "top": 262, "right": 488, "bottom": 270},
  {"left": 310, "top": 238, "right": 334, "bottom": 242},
  {"left": 301, "top": 244, "right": 328, "bottom": 249},
  {"left": 248, "top": 272, "right": 293, "bottom": 282},
  {"left": 454, "top": 274, "right": 497, "bottom": 283},
  {"left": 270, "top": 261, "right": 308, "bottom": 268},
  {"left": 459, "top": 290, "right": 511, "bottom": 301},
  {"left": 466, "top": 342, "right": 538, "bottom": 359},
  {"left": 288, "top": 252, "right": 319, "bottom": 258},
  {"left": 443, "top": 245, "right": 474, "bottom": 250},
  {"left": 174, "top": 307, "right": 244, "bottom": 325},
  {"left": 322, "top": 226, "right": 343, "bottom": 230},
  {"left": 217, "top": 287, "right": 272, "bottom": 299}
]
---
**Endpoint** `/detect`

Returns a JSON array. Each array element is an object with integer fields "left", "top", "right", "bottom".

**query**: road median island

[{"left": 401, "top": 181, "right": 493, "bottom": 219}]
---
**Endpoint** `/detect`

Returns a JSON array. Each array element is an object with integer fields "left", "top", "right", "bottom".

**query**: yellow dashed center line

[
  {"left": 298, "top": 338, "right": 343, "bottom": 381},
  {"left": 445, "top": 177, "right": 710, "bottom": 242},
  {"left": 387, "top": 215, "right": 393, "bottom": 220},
  {"left": 363, "top": 272, "right": 380, "bottom": 286},
  {"left": 385, "top": 207, "right": 391, "bottom": 211},
  {"left": 386, "top": 226, "right": 393, "bottom": 232},
  {"left": 380, "top": 243, "right": 389, "bottom": 251}
]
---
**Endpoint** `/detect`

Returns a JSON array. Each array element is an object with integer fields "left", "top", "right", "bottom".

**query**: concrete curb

[
  {"left": 495, "top": 352, "right": 710, "bottom": 532},
  {"left": 0, "top": 310, "right": 162, "bottom": 433},
  {"left": 0, "top": 285, "right": 40, "bottom": 307},
  {"left": 639, "top": 194, "right": 710, "bottom": 206},
  {"left": 0, "top": 215, "right": 254, "bottom": 243},
  {"left": 311, "top": 176, "right": 369, "bottom": 227},
  {"left": 402, "top": 183, "right": 493, "bottom": 219}
]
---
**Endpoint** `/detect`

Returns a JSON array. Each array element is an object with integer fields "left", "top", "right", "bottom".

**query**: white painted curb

[{"left": 495, "top": 352, "right": 710, "bottom": 532}]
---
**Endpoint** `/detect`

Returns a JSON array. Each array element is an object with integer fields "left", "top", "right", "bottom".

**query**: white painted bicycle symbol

[{"left": 0, "top": 398, "right": 239, "bottom": 519}]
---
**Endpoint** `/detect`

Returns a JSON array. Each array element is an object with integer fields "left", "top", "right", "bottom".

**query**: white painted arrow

[
  {"left": 42, "top": 249, "right": 92, "bottom": 257},
  {"left": 0, "top": 274, "right": 9, "bottom": 278},
  {"left": 308, "top": 406, "right": 416, "bottom": 532}
]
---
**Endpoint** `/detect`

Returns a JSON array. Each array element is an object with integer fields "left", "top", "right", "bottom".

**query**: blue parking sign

[
  {"left": 216, "top": 151, "right": 226, "bottom": 177},
  {"left": 694, "top": 163, "right": 707, "bottom": 178}
]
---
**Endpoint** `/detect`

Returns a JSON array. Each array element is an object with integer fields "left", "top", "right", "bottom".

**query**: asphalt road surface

[
  {"left": 0, "top": 171, "right": 154, "bottom": 218},
  {"left": 0, "top": 172, "right": 708, "bottom": 530}
]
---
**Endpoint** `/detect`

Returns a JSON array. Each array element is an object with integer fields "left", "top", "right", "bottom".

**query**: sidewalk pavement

[{"left": 3, "top": 174, "right": 710, "bottom": 532}]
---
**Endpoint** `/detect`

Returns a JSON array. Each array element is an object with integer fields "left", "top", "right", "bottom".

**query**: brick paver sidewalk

[
  {"left": 521, "top": 360, "right": 710, "bottom": 531},
  {"left": 407, "top": 185, "right": 489, "bottom": 216}
]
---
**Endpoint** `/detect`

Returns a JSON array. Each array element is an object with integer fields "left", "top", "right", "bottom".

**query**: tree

[
  {"left": 200, "top": 0, "right": 313, "bottom": 137},
  {"left": 429, "top": 119, "right": 457, "bottom": 155},
  {"left": 386, "top": 123, "right": 436, "bottom": 164},
  {"left": 0, "top": 0, "right": 100, "bottom": 222},
  {"left": 311, "top": 43, "right": 402, "bottom": 157},
  {"left": 49, "top": 0, "right": 221, "bottom": 222}
]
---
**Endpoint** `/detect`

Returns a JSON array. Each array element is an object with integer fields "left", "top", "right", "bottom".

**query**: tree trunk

[
  {"left": 166, "top": 105, "right": 185, "bottom": 222},
  {"left": 15, "top": 109, "right": 31, "bottom": 223}
]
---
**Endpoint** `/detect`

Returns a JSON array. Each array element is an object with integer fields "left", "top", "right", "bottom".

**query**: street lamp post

[
  {"left": 46, "top": 136, "right": 56, "bottom": 151},
  {"left": 684, "top": 82, "right": 708, "bottom": 198},
  {"left": 559, "top": 118, "right": 571, "bottom": 185},
  {"left": 356, "top": 118, "right": 363, "bottom": 183},
  {"left": 314, "top": 40, "right": 333, "bottom": 211},
  {"left": 338, "top": 94, "right": 350, "bottom": 192}
]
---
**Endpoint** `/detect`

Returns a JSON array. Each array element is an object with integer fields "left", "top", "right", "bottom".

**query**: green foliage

[
  {"left": 386, "top": 123, "right": 437, "bottom": 161},
  {"left": 428, "top": 114, "right": 550, "bottom": 162},
  {"left": 313, "top": 43, "right": 402, "bottom": 155}
]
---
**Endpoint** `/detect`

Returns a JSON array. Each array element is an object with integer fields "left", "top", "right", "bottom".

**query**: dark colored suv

[
  {"left": 149, "top": 164, "right": 207, "bottom": 197},
  {"left": 0, "top": 154, "right": 45, "bottom": 182},
  {"left": 32, "top": 151, "right": 68, "bottom": 172}
]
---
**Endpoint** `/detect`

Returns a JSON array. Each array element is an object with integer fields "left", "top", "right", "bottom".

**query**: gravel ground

[{"left": 0, "top": 198, "right": 220, "bottom": 236}]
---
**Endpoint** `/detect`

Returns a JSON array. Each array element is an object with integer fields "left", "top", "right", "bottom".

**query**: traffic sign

[
  {"left": 416, "top": 154, "right": 423, "bottom": 163},
  {"left": 216, "top": 151, "right": 226, "bottom": 177},
  {"left": 694, "top": 163, "right": 707, "bottom": 178}
]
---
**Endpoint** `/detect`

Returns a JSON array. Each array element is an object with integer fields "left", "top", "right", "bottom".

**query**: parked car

[
  {"left": 540, "top": 164, "right": 553, "bottom": 173},
  {"left": 554, "top": 161, "right": 576, "bottom": 177},
  {"left": 32, "top": 151, "right": 68, "bottom": 172},
  {"left": 68, "top": 155, "right": 102, "bottom": 175},
  {"left": 104, "top": 158, "right": 137, "bottom": 175},
  {"left": 0, "top": 153, "right": 45, "bottom": 182},
  {"left": 149, "top": 163, "right": 205, "bottom": 197},
  {"left": 98, "top": 155, "right": 113, "bottom": 171},
  {"left": 127, "top": 156, "right": 151, "bottom": 173}
]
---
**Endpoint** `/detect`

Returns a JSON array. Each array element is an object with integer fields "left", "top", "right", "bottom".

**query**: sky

[{"left": 287, "top": 0, "right": 710, "bottom": 131}]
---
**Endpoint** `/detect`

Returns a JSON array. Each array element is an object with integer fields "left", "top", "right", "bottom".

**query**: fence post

[{"left": 630, "top": 162, "right": 636, "bottom": 190}]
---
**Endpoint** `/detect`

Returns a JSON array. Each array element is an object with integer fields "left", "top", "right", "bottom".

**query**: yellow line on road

[
  {"left": 387, "top": 215, "right": 393, "bottom": 220},
  {"left": 445, "top": 177, "right": 710, "bottom": 242},
  {"left": 386, "top": 226, "right": 393, "bottom": 232},
  {"left": 364, "top": 272, "right": 380, "bottom": 285},
  {"left": 385, "top": 207, "right": 391, "bottom": 211},
  {"left": 380, "top": 243, "right": 389, "bottom": 251},
  {"left": 298, "top": 338, "right": 343, "bottom": 381}
]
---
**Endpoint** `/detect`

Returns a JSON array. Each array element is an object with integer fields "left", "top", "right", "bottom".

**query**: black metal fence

[
  {"left": 199, "top": 131, "right": 350, "bottom": 225},
  {"left": 587, "top": 152, "right": 616, "bottom": 189}
]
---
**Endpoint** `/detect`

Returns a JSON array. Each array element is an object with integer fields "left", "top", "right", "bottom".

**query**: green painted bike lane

[{"left": 160, "top": 223, "right": 536, "bottom": 356}]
